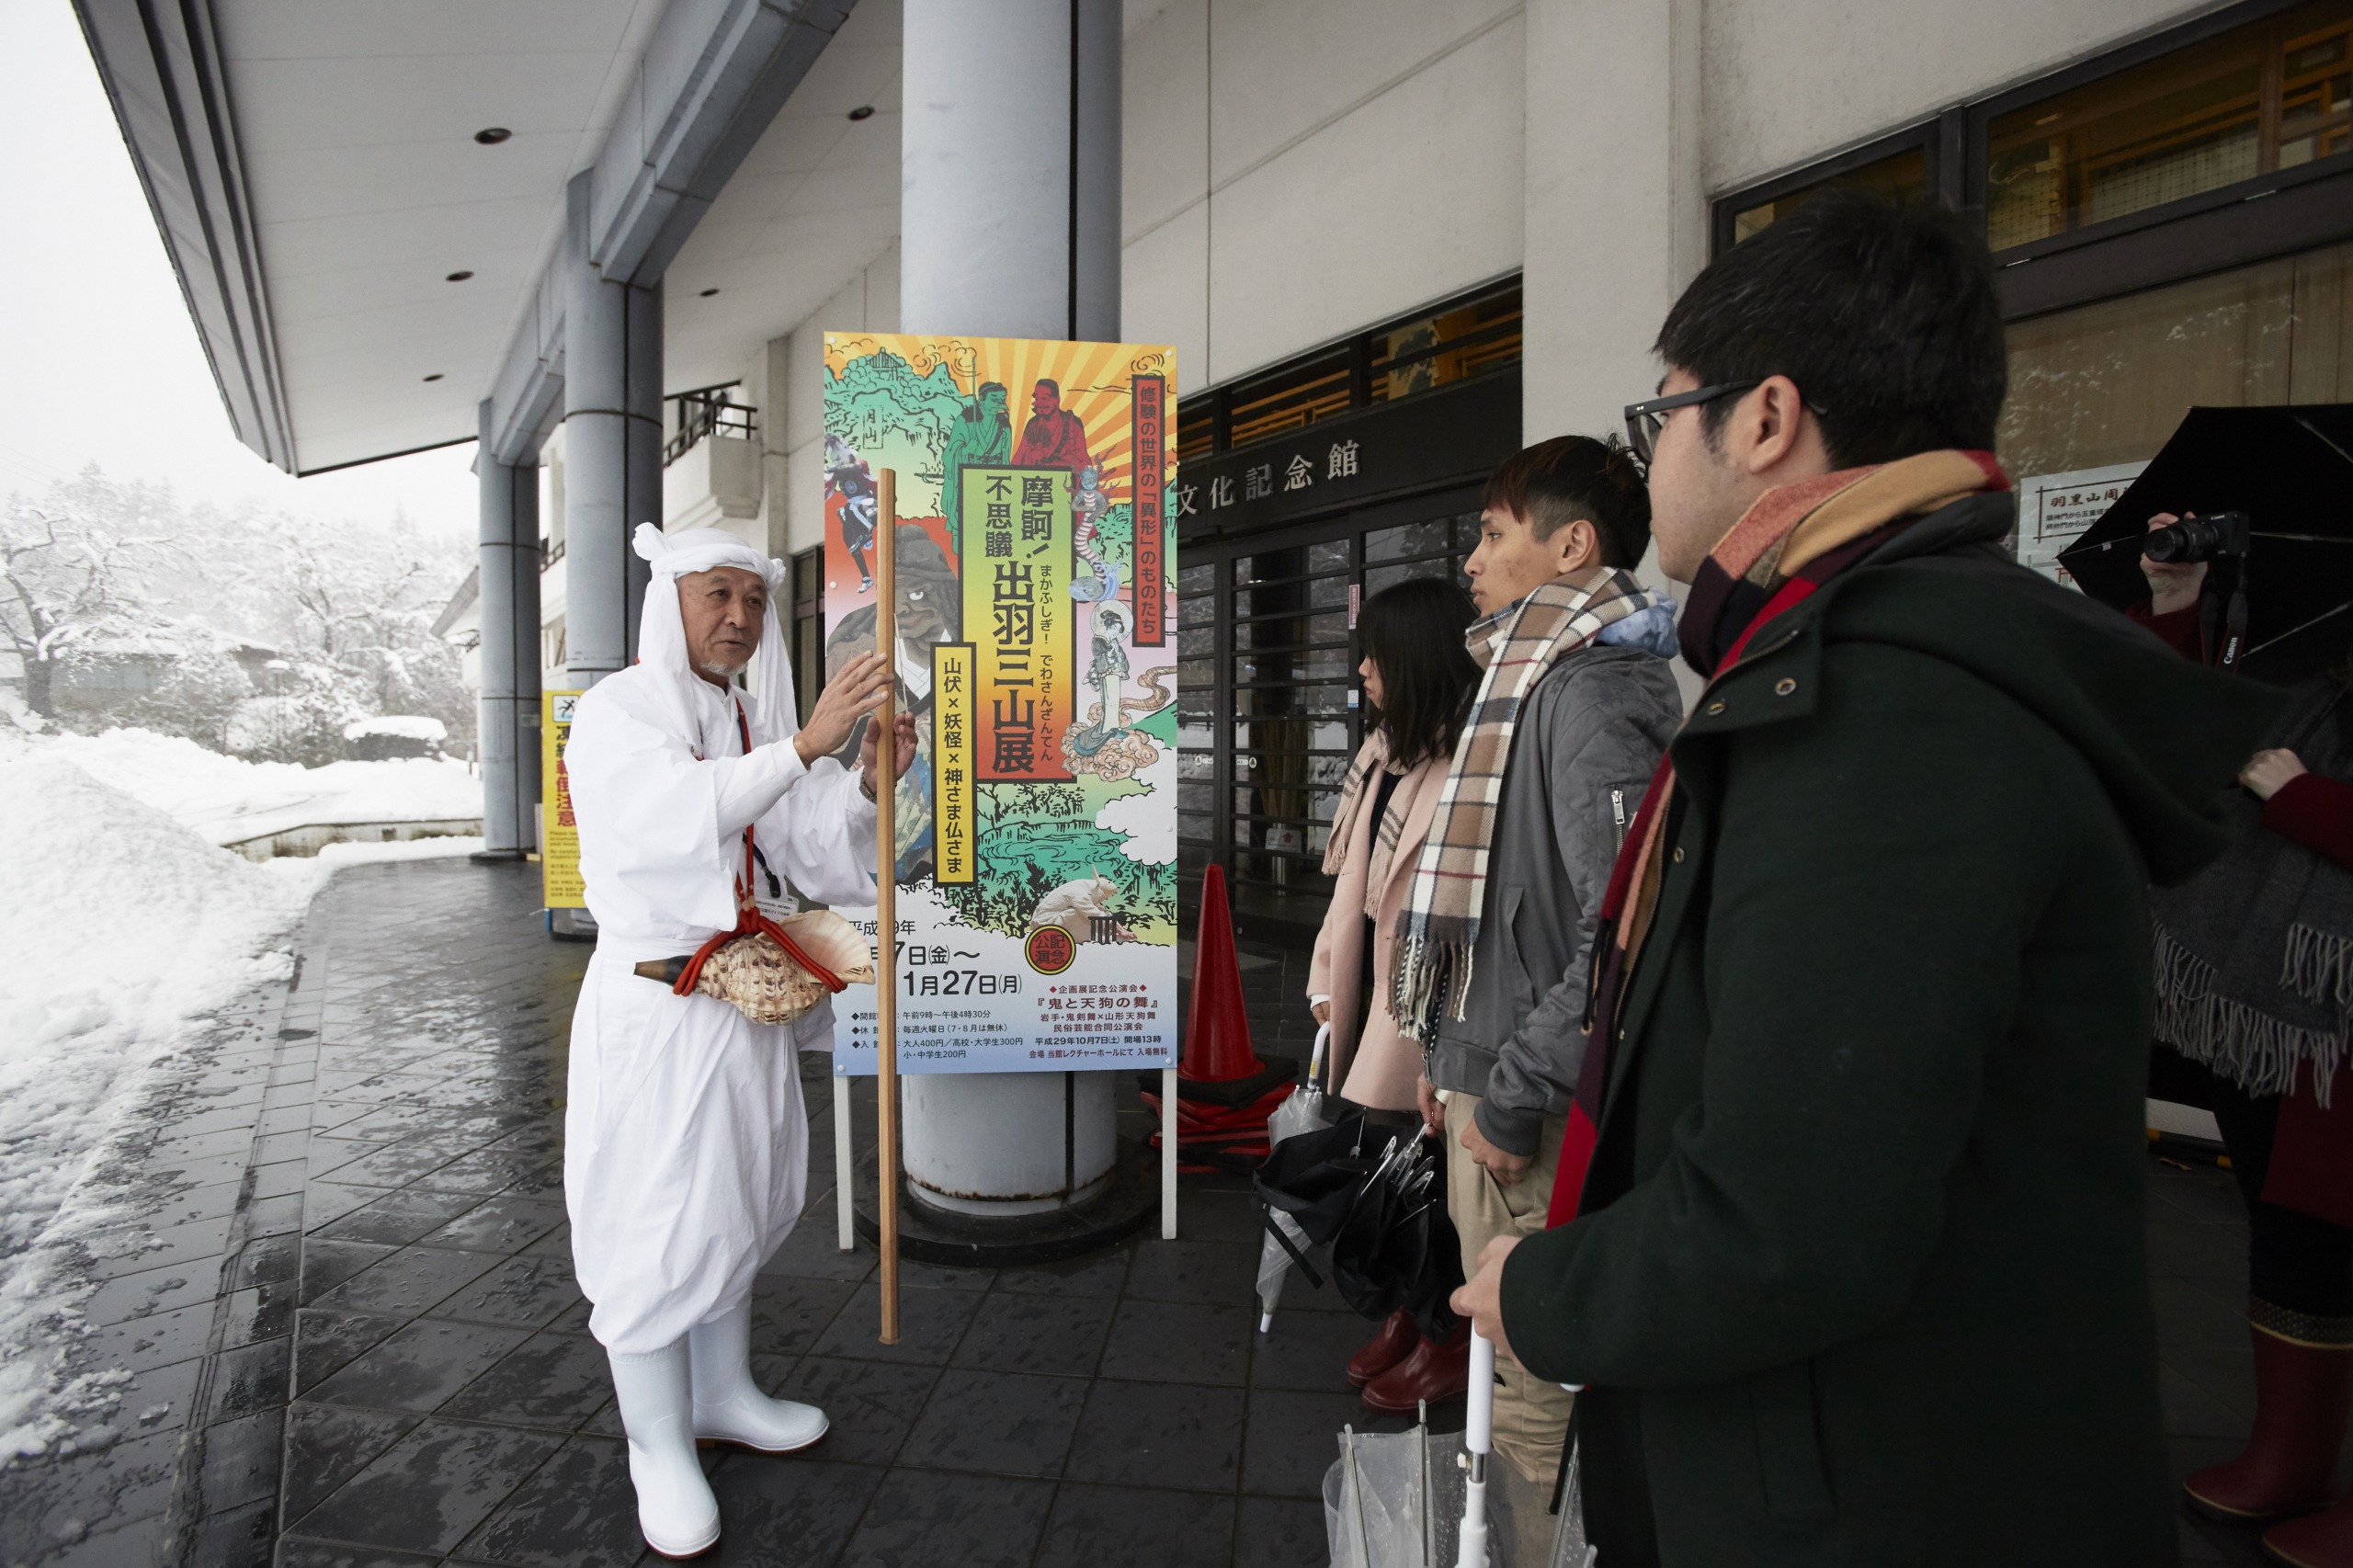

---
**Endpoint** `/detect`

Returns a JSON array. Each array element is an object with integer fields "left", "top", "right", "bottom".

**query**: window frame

[{"left": 1708, "top": 0, "right": 2353, "bottom": 321}]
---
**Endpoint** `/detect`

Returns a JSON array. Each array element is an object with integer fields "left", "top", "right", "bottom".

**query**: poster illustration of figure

[{"left": 821, "top": 334, "right": 1178, "bottom": 1076}]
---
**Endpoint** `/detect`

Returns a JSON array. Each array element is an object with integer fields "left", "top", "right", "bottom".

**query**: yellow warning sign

[{"left": 541, "top": 689, "right": 585, "bottom": 910}]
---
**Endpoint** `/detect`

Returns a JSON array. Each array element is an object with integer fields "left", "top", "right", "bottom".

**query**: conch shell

[{"left": 693, "top": 909, "right": 878, "bottom": 1026}]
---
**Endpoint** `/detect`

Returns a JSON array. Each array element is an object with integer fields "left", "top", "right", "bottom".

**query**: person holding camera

[{"left": 2137, "top": 517, "right": 2353, "bottom": 1568}]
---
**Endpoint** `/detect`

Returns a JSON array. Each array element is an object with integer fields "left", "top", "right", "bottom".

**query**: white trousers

[{"left": 564, "top": 951, "right": 809, "bottom": 1354}]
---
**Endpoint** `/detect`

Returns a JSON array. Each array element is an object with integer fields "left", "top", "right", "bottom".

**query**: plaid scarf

[
  {"left": 1392, "top": 566, "right": 1660, "bottom": 1041},
  {"left": 1543, "top": 449, "right": 2009, "bottom": 1226}
]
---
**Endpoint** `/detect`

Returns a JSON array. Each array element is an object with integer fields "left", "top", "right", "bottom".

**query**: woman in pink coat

[{"left": 1306, "top": 578, "right": 1480, "bottom": 1387}]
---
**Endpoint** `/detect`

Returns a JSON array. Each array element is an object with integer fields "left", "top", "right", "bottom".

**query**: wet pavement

[{"left": 0, "top": 857, "right": 2291, "bottom": 1567}]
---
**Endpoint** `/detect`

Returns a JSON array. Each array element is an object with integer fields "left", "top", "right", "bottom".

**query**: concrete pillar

[
  {"left": 899, "top": 0, "right": 1125, "bottom": 1220},
  {"left": 474, "top": 403, "right": 524, "bottom": 859},
  {"left": 563, "top": 172, "right": 664, "bottom": 688}
]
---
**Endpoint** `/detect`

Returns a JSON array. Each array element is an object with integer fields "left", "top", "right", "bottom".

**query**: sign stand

[
  {"left": 833, "top": 1087, "right": 855, "bottom": 1250},
  {"left": 1162, "top": 1066, "right": 1177, "bottom": 1238},
  {"left": 874, "top": 469, "right": 902, "bottom": 1345}
]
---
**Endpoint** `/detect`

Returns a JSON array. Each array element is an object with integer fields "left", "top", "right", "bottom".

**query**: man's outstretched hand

[
  {"left": 1450, "top": 1233, "right": 1521, "bottom": 1365},
  {"left": 795, "top": 652, "right": 892, "bottom": 766},
  {"left": 858, "top": 710, "right": 918, "bottom": 799}
]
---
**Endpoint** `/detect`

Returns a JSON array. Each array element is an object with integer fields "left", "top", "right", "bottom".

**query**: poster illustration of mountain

[{"left": 820, "top": 334, "right": 1178, "bottom": 1075}]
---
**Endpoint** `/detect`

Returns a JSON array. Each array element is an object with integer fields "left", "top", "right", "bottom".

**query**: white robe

[{"left": 561, "top": 665, "right": 876, "bottom": 1354}]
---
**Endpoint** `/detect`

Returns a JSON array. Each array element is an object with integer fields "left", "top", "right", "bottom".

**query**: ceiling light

[
  {"left": 699, "top": 288, "right": 720, "bottom": 298},
  {"left": 423, "top": 373, "right": 444, "bottom": 382},
  {"left": 473, "top": 127, "right": 512, "bottom": 144},
  {"left": 446, "top": 270, "right": 473, "bottom": 282},
  {"left": 847, "top": 106, "right": 876, "bottom": 121}
]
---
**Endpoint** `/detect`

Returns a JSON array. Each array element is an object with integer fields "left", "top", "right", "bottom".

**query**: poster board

[
  {"left": 540, "top": 689, "right": 585, "bottom": 910},
  {"left": 819, "top": 334, "right": 1178, "bottom": 1074},
  {"left": 2015, "top": 460, "right": 2149, "bottom": 589}
]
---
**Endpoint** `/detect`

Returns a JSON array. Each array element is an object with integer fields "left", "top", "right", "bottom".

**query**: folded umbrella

[{"left": 1256, "top": 1024, "right": 1336, "bottom": 1332}]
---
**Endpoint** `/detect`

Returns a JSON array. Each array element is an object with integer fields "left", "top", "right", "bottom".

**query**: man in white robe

[{"left": 562, "top": 523, "right": 910, "bottom": 1557}]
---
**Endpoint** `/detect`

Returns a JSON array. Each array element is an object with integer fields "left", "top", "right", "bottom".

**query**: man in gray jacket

[{"left": 1373, "top": 436, "right": 1682, "bottom": 1529}]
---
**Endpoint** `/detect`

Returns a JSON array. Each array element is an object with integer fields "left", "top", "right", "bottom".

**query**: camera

[{"left": 2143, "top": 510, "right": 2252, "bottom": 564}]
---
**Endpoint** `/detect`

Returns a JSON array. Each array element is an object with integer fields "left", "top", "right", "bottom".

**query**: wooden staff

[{"left": 874, "top": 469, "right": 901, "bottom": 1345}]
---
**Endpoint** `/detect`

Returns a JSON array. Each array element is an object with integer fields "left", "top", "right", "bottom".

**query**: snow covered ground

[
  {"left": 40, "top": 728, "right": 481, "bottom": 849},
  {"left": 0, "top": 727, "right": 483, "bottom": 1457}
]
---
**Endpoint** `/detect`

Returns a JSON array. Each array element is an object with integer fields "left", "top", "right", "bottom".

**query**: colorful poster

[
  {"left": 540, "top": 689, "right": 585, "bottom": 909},
  {"left": 820, "top": 334, "right": 1178, "bottom": 1074}
]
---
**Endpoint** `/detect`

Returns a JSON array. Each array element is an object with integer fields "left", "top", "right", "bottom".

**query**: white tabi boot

[
  {"left": 608, "top": 1341, "right": 722, "bottom": 1559},
  {"left": 688, "top": 1301, "right": 829, "bottom": 1453}
]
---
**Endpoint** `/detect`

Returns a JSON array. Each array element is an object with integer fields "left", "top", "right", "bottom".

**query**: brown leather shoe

[
  {"left": 1347, "top": 1310, "right": 1418, "bottom": 1388},
  {"left": 2186, "top": 1333, "right": 2353, "bottom": 1522},
  {"left": 1361, "top": 1321, "right": 1471, "bottom": 1413},
  {"left": 2264, "top": 1489, "right": 2353, "bottom": 1568}
]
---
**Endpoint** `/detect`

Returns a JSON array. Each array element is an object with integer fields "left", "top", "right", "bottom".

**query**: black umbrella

[
  {"left": 2056, "top": 404, "right": 2353, "bottom": 685},
  {"left": 1255, "top": 1118, "right": 1464, "bottom": 1341}
]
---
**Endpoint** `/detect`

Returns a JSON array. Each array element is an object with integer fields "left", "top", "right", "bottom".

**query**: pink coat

[{"left": 1307, "top": 744, "right": 1446, "bottom": 1111}]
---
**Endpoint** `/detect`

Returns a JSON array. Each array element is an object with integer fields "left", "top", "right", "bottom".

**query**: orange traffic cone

[{"left": 1182, "top": 864, "right": 1257, "bottom": 1082}]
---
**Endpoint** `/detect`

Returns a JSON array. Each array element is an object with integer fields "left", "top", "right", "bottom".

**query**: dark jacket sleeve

[
  {"left": 2265, "top": 772, "right": 2353, "bottom": 873},
  {"left": 1473, "top": 665, "right": 1665, "bottom": 1157},
  {"left": 1498, "top": 647, "right": 2065, "bottom": 1387}
]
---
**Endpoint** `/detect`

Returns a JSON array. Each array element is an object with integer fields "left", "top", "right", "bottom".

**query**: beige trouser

[{"left": 1445, "top": 1091, "right": 1576, "bottom": 1490}]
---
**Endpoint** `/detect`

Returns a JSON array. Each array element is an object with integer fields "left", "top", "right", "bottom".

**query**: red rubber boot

[
  {"left": 2265, "top": 1490, "right": 2353, "bottom": 1568},
  {"left": 1362, "top": 1319, "right": 1471, "bottom": 1413},
  {"left": 2185, "top": 1333, "right": 2353, "bottom": 1522},
  {"left": 1347, "top": 1309, "right": 1417, "bottom": 1388}
]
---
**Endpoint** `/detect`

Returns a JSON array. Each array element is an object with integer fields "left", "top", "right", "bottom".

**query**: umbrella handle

[
  {"left": 1457, "top": 1331, "right": 1497, "bottom": 1568},
  {"left": 1310, "top": 1022, "right": 1331, "bottom": 1089}
]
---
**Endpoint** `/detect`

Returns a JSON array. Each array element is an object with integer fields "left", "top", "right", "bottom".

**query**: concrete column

[
  {"left": 563, "top": 172, "right": 664, "bottom": 688},
  {"left": 474, "top": 402, "right": 524, "bottom": 858},
  {"left": 506, "top": 457, "right": 543, "bottom": 838},
  {"left": 899, "top": 0, "right": 1125, "bottom": 1221}
]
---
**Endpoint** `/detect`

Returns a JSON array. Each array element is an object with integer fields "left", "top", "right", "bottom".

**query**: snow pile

[
  {"left": 0, "top": 735, "right": 313, "bottom": 1456},
  {"left": 40, "top": 727, "right": 479, "bottom": 847},
  {"left": 342, "top": 714, "right": 447, "bottom": 744}
]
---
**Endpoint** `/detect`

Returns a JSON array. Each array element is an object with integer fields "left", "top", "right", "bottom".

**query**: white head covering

[{"left": 631, "top": 522, "right": 798, "bottom": 749}]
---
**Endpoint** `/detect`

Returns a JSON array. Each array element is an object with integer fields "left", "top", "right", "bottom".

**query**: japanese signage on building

[
  {"left": 820, "top": 333, "right": 1178, "bottom": 1074},
  {"left": 540, "top": 689, "right": 585, "bottom": 910},
  {"left": 2016, "top": 460, "right": 2150, "bottom": 589}
]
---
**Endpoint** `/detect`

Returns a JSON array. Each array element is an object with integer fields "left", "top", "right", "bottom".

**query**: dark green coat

[{"left": 1498, "top": 505, "right": 2278, "bottom": 1567}]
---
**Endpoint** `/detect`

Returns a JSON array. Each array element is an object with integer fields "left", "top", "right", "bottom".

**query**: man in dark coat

[{"left": 1450, "top": 191, "right": 2276, "bottom": 1564}]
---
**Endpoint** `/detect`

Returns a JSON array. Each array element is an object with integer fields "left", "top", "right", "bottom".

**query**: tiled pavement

[{"left": 0, "top": 855, "right": 2303, "bottom": 1567}]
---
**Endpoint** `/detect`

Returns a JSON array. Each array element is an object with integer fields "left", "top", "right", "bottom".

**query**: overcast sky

[{"left": 0, "top": 0, "right": 478, "bottom": 537}]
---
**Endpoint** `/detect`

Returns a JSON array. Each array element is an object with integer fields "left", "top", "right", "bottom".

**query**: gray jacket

[{"left": 1427, "top": 643, "right": 1683, "bottom": 1156}]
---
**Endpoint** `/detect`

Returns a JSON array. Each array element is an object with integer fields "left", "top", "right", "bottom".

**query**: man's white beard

[{"left": 695, "top": 658, "right": 748, "bottom": 682}]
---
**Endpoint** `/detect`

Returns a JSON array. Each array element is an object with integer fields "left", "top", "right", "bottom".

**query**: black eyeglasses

[{"left": 1622, "top": 380, "right": 1763, "bottom": 466}]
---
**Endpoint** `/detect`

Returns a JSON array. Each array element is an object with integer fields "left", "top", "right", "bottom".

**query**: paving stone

[
  {"left": 699, "top": 1456, "right": 886, "bottom": 1564},
  {"left": 809, "top": 1283, "right": 978, "bottom": 1367},
  {"left": 949, "top": 1290, "right": 1115, "bottom": 1377},
  {"left": 436, "top": 1325, "right": 615, "bottom": 1429},
  {"left": 293, "top": 1419, "right": 563, "bottom": 1554},
  {"left": 748, "top": 1275, "right": 860, "bottom": 1358},
  {"left": 768, "top": 1357, "right": 941, "bottom": 1468},
  {"left": 1102, "top": 1298, "right": 1252, "bottom": 1387},
  {"left": 426, "top": 1255, "right": 583, "bottom": 1330},
  {"left": 298, "top": 1240, "right": 395, "bottom": 1304},
  {"left": 311, "top": 1191, "right": 483, "bottom": 1248},
  {"left": 1125, "top": 1239, "right": 1260, "bottom": 1306},
  {"left": 1035, "top": 1483, "right": 1237, "bottom": 1568},
  {"left": 185, "top": 1498, "right": 278, "bottom": 1568},
  {"left": 198, "top": 1406, "right": 287, "bottom": 1515},
  {"left": 204, "top": 1334, "right": 292, "bottom": 1424},
  {"left": 417, "top": 1195, "right": 567, "bottom": 1256},
  {"left": 281, "top": 1403, "right": 423, "bottom": 1522},
  {"left": 303, "top": 1317, "right": 531, "bottom": 1414},
  {"left": 221, "top": 1280, "right": 301, "bottom": 1349},
  {"left": 0, "top": 1427, "right": 187, "bottom": 1560},
  {"left": 897, "top": 1368, "right": 1086, "bottom": 1479},
  {"left": 80, "top": 1299, "right": 214, "bottom": 1374},
  {"left": 833, "top": 1468, "right": 1053, "bottom": 1568},
  {"left": 295, "top": 1309, "right": 406, "bottom": 1395},
  {"left": 306, "top": 1244, "right": 500, "bottom": 1318},
  {"left": 1066, "top": 1378, "right": 1245, "bottom": 1494},
  {"left": 452, "top": 1435, "right": 644, "bottom": 1566}
]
